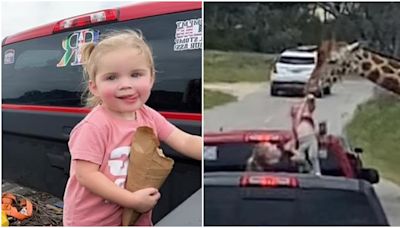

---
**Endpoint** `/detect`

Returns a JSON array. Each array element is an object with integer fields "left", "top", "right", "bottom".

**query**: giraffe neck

[
  {"left": 304, "top": 65, "right": 324, "bottom": 94},
  {"left": 350, "top": 48, "right": 400, "bottom": 95},
  {"left": 304, "top": 48, "right": 328, "bottom": 94}
]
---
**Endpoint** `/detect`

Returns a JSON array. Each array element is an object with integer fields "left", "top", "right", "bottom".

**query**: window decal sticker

[
  {"left": 174, "top": 18, "right": 202, "bottom": 51},
  {"left": 57, "top": 29, "right": 100, "bottom": 67},
  {"left": 4, "top": 49, "right": 15, "bottom": 65}
]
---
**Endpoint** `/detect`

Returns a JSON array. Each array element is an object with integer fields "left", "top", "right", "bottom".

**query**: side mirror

[
  {"left": 359, "top": 168, "right": 379, "bottom": 184},
  {"left": 354, "top": 147, "right": 363, "bottom": 154},
  {"left": 318, "top": 121, "right": 327, "bottom": 136}
]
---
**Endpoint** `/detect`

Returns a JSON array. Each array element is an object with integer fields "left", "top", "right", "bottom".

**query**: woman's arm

[
  {"left": 163, "top": 128, "right": 202, "bottom": 160},
  {"left": 75, "top": 160, "right": 160, "bottom": 212},
  {"left": 294, "top": 95, "right": 314, "bottom": 126},
  {"left": 294, "top": 101, "right": 307, "bottom": 126}
]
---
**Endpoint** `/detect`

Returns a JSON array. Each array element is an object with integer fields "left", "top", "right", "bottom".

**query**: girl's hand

[
  {"left": 305, "top": 93, "right": 315, "bottom": 101},
  {"left": 130, "top": 187, "right": 161, "bottom": 213}
]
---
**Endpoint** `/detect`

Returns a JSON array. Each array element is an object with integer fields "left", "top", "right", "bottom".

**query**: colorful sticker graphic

[
  {"left": 174, "top": 18, "right": 202, "bottom": 51},
  {"left": 57, "top": 29, "right": 100, "bottom": 67},
  {"left": 4, "top": 49, "right": 15, "bottom": 65}
]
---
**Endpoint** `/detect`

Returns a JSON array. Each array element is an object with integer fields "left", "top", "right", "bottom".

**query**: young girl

[
  {"left": 246, "top": 142, "right": 282, "bottom": 171},
  {"left": 63, "top": 30, "right": 202, "bottom": 226}
]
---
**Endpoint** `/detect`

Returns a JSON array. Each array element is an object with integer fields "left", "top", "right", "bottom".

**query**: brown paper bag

[{"left": 122, "top": 126, "right": 174, "bottom": 226}]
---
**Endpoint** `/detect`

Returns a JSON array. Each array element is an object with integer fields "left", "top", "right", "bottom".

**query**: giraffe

[
  {"left": 304, "top": 40, "right": 342, "bottom": 96},
  {"left": 305, "top": 40, "right": 400, "bottom": 96}
]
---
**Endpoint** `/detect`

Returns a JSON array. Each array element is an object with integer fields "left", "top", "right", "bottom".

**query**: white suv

[{"left": 270, "top": 46, "right": 331, "bottom": 97}]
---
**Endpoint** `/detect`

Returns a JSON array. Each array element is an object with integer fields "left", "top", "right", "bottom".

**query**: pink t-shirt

[{"left": 63, "top": 105, "right": 175, "bottom": 226}]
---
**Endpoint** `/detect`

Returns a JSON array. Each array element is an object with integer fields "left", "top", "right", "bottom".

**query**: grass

[
  {"left": 345, "top": 95, "right": 400, "bottom": 185},
  {"left": 204, "top": 50, "right": 275, "bottom": 83},
  {"left": 204, "top": 50, "right": 275, "bottom": 109},
  {"left": 204, "top": 89, "right": 237, "bottom": 110}
]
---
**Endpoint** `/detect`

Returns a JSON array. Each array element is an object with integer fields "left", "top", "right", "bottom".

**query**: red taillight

[
  {"left": 53, "top": 9, "right": 118, "bottom": 33},
  {"left": 240, "top": 175, "right": 298, "bottom": 188}
]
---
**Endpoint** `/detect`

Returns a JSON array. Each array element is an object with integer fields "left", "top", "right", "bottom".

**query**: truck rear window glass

[
  {"left": 205, "top": 142, "right": 355, "bottom": 176},
  {"left": 205, "top": 187, "right": 384, "bottom": 225},
  {"left": 2, "top": 10, "right": 201, "bottom": 113},
  {"left": 279, "top": 56, "right": 314, "bottom": 65}
]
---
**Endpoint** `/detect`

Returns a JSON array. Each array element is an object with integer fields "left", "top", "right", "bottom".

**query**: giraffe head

[
  {"left": 305, "top": 40, "right": 360, "bottom": 95},
  {"left": 307, "top": 40, "right": 400, "bottom": 95},
  {"left": 325, "top": 41, "right": 360, "bottom": 74}
]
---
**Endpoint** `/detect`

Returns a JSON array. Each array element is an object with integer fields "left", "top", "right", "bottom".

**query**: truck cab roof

[
  {"left": 3, "top": 2, "right": 201, "bottom": 46},
  {"left": 204, "top": 171, "right": 388, "bottom": 226}
]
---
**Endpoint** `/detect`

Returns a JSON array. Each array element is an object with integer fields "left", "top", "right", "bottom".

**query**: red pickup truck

[
  {"left": 2, "top": 2, "right": 202, "bottom": 225},
  {"left": 204, "top": 129, "right": 386, "bottom": 225},
  {"left": 204, "top": 129, "right": 379, "bottom": 182}
]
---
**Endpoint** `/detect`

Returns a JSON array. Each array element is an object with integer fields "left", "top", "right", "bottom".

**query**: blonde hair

[{"left": 81, "top": 30, "right": 155, "bottom": 107}]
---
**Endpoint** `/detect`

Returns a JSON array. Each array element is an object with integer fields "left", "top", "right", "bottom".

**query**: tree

[{"left": 204, "top": 2, "right": 400, "bottom": 58}]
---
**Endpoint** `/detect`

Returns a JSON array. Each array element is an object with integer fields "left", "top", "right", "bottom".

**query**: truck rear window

[{"left": 2, "top": 10, "right": 201, "bottom": 113}]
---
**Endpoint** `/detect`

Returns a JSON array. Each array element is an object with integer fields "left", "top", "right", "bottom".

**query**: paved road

[{"left": 205, "top": 79, "right": 400, "bottom": 225}]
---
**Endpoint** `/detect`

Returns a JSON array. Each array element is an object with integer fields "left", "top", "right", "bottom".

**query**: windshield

[
  {"left": 205, "top": 141, "right": 351, "bottom": 177},
  {"left": 204, "top": 142, "right": 297, "bottom": 172}
]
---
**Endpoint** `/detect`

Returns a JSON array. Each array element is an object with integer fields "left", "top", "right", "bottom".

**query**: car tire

[
  {"left": 323, "top": 86, "right": 331, "bottom": 95},
  {"left": 270, "top": 83, "right": 278, "bottom": 96},
  {"left": 313, "top": 88, "right": 323, "bottom": 98}
]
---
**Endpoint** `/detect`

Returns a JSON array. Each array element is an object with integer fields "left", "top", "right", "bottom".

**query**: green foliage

[
  {"left": 204, "top": 89, "right": 237, "bottom": 109},
  {"left": 346, "top": 95, "right": 400, "bottom": 184},
  {"left": 205, "top": 2, "right": 325, "bottom": 53},
  {"left": 205, "top": 2, "right": 400, "bottom": 58},
  {"left": 204, "top": 50, "right": 274, "bottom": 83}
]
